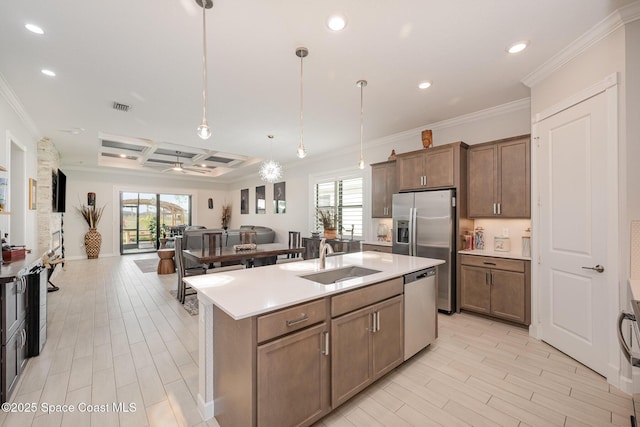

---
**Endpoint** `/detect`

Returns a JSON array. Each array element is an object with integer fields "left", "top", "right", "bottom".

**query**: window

[{"left": 314, "top": 176, "right": 363, "bottom": 238}]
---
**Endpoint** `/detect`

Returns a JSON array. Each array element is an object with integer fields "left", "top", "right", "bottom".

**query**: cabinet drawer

[
  {"left": 331, "top": 278, "right": 403, "bottom": 318},
  {"left": 362, "top": 244, "right": 392, "bottom": 253},
  {"left": 257, "top": 298, "right": 327, "bottom": 343},
  {"left": 460, "top": 255, "right": 524, "bottom": 272}
]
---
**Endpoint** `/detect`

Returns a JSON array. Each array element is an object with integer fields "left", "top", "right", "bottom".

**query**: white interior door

[{"left": 537, "top": 90, "right": 612, "bottom": 377}]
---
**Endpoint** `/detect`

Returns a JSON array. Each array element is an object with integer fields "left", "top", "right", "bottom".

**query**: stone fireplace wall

[{"left": 37, "top": 138, "right": 62, "bottom": 255}]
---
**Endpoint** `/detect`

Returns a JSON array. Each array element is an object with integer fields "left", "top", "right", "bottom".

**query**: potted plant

[
  {"left": 318, "top": 209, "right": 338, "bottom": 239},
  {"left": 76, "top": 203, "right": 105, "bottom": 259}
]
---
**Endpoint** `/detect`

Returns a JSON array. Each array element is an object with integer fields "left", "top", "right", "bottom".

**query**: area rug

[
  {"left": 134, "top": 259, "right": 158, "bottom": 274},
  {"left": 169, "top": 290, "right": 198, "bottom": 316}
]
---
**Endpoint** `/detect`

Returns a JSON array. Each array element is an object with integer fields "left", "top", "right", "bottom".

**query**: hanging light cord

[
  {"left": 359, "top": 83, "right": 364, "bottom": 162},
  {"left": 299, "top": 54, "right": 304, "bottom": 151},
  {"left": 201, "top": 1, "right": 208, "bottom": 122}
]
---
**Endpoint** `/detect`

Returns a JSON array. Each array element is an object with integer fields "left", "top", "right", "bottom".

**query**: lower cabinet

[
  {"left": 1, "top": 277, "right": 28, "bottom": 403},
  {"left": 331, "top": 286, "right": 403, "bottom": 408},
  {"left": 213, "top": 277, "right": 405, "bottom": 426},
  {"left": 257, "top": 323, "right": 330, "bottom": 427},
  {"left": 459, "top": 255, "right": 530, "bottom": 325},
  {"left": 2, "top": 320, "right": 27, "bottom": 402}
]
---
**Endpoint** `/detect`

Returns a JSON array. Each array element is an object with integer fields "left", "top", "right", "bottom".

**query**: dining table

[{"left": 182, "top": 243, "right": 304, "bottom": 266}]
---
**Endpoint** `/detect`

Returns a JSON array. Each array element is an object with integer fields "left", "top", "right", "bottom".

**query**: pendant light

[
  {"left": 196, "top": 0, "right": 213, "bottom": 140},
  {"left": 296, "top": 47, "right": 309, "bottom": 158},
  {"left": 356, "top": 80, "right": 367, "bottom": 169},
  {"left": 259, "top": 135, "right": 283, "bottom": 183}
]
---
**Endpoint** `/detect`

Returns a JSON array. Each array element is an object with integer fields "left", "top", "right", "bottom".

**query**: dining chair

[
  {"left": 202, "top": 231, "right": 223, "bottom": 255},
  {"left": 239, "top": 230, "right": 257, "bottom": 245},
  {"left": 288, "top": 231, "right": 302, "bottom": 258},
  {"left": 175, "top": 236, "right": 207, "bottom": 304}
]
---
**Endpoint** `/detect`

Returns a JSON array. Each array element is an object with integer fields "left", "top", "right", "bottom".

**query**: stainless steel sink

[{"left": 300, "top": 266, "right": 381, "bottom": 285}]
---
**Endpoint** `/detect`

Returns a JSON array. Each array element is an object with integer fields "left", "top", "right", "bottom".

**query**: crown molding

[
  {"left": 522, "top": 1, "right": 640, "bottom": 88},
  {"left": 366, "top": 97, "right": 531, "bottom": 151},
  {"left": 0, "top": 72, "right": 41, "bottom": 140}
]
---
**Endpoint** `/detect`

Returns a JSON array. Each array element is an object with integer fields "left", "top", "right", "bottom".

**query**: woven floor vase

[{"left": 85, "top": 228, "right": 102, "bottom": 259}]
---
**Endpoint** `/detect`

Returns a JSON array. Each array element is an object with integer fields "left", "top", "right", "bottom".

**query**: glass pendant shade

[
  {"left": 197, "top": 119, "right": 211, "bottom": 139},
  {"left": 296, "top": 47, "right": 309, "bottom": 158},
  {"left": 259, "top": 160, "right": 283, "bottom": 183},
  {"left": 357, "top": 80, "right": 367, "bottom": 169},
  {"left": 297, "top": 143, "right": 307, "bottom": 159}
]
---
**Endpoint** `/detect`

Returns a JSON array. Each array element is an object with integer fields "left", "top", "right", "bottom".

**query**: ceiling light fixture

[
  {"left": 172, "top": 152, "right": 184, "bottom": 171},
  {"left": 25, "top": 23, "right": 44, "bottom": 35},
  {"left": 507, "top": 40, "right": 528, "bottom": 54},
  {"left": 296, "top": 47, "right": 309, "bottom": 159},
  {"left": 418, "top": 81, "right": 432, "bottom": 90},
  {"left": 356, "top": 79, "right": 367, "bottom": 170},
  {"left": 196, "top": 0, "right": 213, "bottom": 140},
  {"left": 327, "top": 15, "right": 347, "bottom": 31},
  {"left": 259, "top": 135, "right": 283, "bottom": 183},
  {"left": 41, "top": 69, "right": 56, "bottom": 77}
]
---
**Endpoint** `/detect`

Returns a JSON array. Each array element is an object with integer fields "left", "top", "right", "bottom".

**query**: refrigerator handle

[
  {"left": 411, "top": 207, "right": 418, "bottom": 256},
  {"left": 409, "top": 208, "right": 413, "bottom": 256}
]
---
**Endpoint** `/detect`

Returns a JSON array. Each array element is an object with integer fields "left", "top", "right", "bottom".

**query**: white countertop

[
  {"left": 184, "top": 252, "right": 444, "bottom": 320},
  {"left": 458, "top": 249, "right": 531, "bottom": 261}
]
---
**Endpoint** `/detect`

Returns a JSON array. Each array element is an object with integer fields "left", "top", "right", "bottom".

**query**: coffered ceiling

[{"left": 0, "top": 0, "right": 635, "bottom": 181}]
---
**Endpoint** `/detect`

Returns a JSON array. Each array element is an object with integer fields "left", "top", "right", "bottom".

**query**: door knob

[{"left": 582, "top": 265, "right": 605, "bottom": 273}]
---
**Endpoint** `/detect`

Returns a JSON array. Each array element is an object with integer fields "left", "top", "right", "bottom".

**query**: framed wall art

[
  {"left": 240, "top": 188, "right": 249, "bottom": 214},
  {"left": 29, "top": 178, "right": 37, "bottom": 210},
  {"left": 255, "top": 185, "right": 266, "bottom": 214},
  {"left": 273, "top": 181, "right": 286, "bottom": 214}
]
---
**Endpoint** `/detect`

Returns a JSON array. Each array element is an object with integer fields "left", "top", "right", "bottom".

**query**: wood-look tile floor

[{"left": 1, "top": 255, "right": 631, "bottom": 427}]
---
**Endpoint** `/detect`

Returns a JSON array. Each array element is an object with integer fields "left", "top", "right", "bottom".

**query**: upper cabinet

[
  {"left": 468, "top": 135, "right": 530, "bottom": 218},
  {"left": 371, "top": 161, "right": 396, "bottom": 218},
  {"left": 396, "top": 142, "right": 468, "bottom": 192}
]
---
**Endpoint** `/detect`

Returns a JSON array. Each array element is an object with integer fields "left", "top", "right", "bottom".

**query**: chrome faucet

[{"left": 319, "top": 238, "right": 334, "bottom": 269}]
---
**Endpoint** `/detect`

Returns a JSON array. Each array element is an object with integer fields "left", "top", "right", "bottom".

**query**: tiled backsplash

[
  {"left": 472, "top": 218, "right": 532, "bottom": 255},
  {"left": 632, "top": 221, "right": 640, "bottom": 280}
]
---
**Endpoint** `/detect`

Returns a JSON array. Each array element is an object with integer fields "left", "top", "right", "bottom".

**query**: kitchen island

[{"left": 185, "top": 251, "right": 444, "bottom": 425}]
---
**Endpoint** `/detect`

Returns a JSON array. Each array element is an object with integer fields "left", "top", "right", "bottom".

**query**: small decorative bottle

[{"left": 474, "top": 227, "right": 485, "bottom": 250}]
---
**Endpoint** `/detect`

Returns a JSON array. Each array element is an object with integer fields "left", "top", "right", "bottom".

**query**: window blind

[{"left": 314, "top": 177, "right": 363, "bottom": 238}]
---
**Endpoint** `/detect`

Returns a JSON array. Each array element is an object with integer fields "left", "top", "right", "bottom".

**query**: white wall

[
  {"left": 64, "top": 168, "right": 230, "bottom": 259},
  {"left": 0, "top": 78, "right": 39, "bottom": 253}
]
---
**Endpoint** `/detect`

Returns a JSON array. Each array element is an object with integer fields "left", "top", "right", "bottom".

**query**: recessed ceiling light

[
  {"left": 119, "top": 154, "right": 127, "bottom": 158},
  {"left": 327, "top": 14, "right": 347, "bottom": 31},
  {"left": 418, "top": 81, "right": 432, "bottom": 90},
  {"left": 41, "top": 69, "right": 56, "bottom": 77},
  {"left": 25, "top": 23, "right": 44, "bottom": 35},
  {"left": 507, "top": 41, "right": 528, "bottom": 54}
]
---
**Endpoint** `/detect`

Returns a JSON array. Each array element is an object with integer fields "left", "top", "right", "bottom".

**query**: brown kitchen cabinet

[
  {"left": 330, "top": 279, "right": 403, "bottom": 408},
  {"left": 468, "top": 135, "right": 530, "bottom": 218},
  {"left": 396, "top": 142, "right": 468, "bottom": 191},
  {"left": 459, "top": 254, "right": 530, "bottom": 325},
  {"left": 213, "top": 298, "right": 331, "bottom": 427},
  {"left": 371, "top": 160, "right": 396, "bottom": 218},
  {"left": 257, "top": 322, "right": 330, "bottom": 427}
]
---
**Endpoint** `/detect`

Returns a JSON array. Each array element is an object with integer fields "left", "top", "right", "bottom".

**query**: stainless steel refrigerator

[{"left": 392, "top": 189, "right": 456, "bottom": 313}]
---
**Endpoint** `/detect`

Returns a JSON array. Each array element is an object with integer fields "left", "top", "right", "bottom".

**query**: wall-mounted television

[{"left": 52, "top": 169, "right": 66, "bottom": 212}]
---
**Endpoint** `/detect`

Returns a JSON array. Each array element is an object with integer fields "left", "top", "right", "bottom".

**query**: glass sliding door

[{"left": 120, "top": 191, "right": 192, "bottom": 254}]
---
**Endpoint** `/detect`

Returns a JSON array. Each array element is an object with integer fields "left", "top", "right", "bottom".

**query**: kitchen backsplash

[{"left": 471, "top": 218, "right": 532, "bottom": 255}]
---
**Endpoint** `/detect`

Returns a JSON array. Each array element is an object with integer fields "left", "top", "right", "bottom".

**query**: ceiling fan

[{"left": 162, "top": 152, "right": 208, "bottom": 174}]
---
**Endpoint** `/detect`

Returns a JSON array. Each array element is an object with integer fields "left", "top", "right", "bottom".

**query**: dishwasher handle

[{"left": 404, "top": 268, "right": 436, "bottom": 284}]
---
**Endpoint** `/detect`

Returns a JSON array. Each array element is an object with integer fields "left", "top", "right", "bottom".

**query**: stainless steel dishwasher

[{"left": 404, "top": 267, "right": 437, "bottom": 360}]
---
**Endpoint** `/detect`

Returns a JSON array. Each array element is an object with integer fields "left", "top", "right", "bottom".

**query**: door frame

[{"left": 531, "top": 72, "right": 620, "bottom": 386}]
